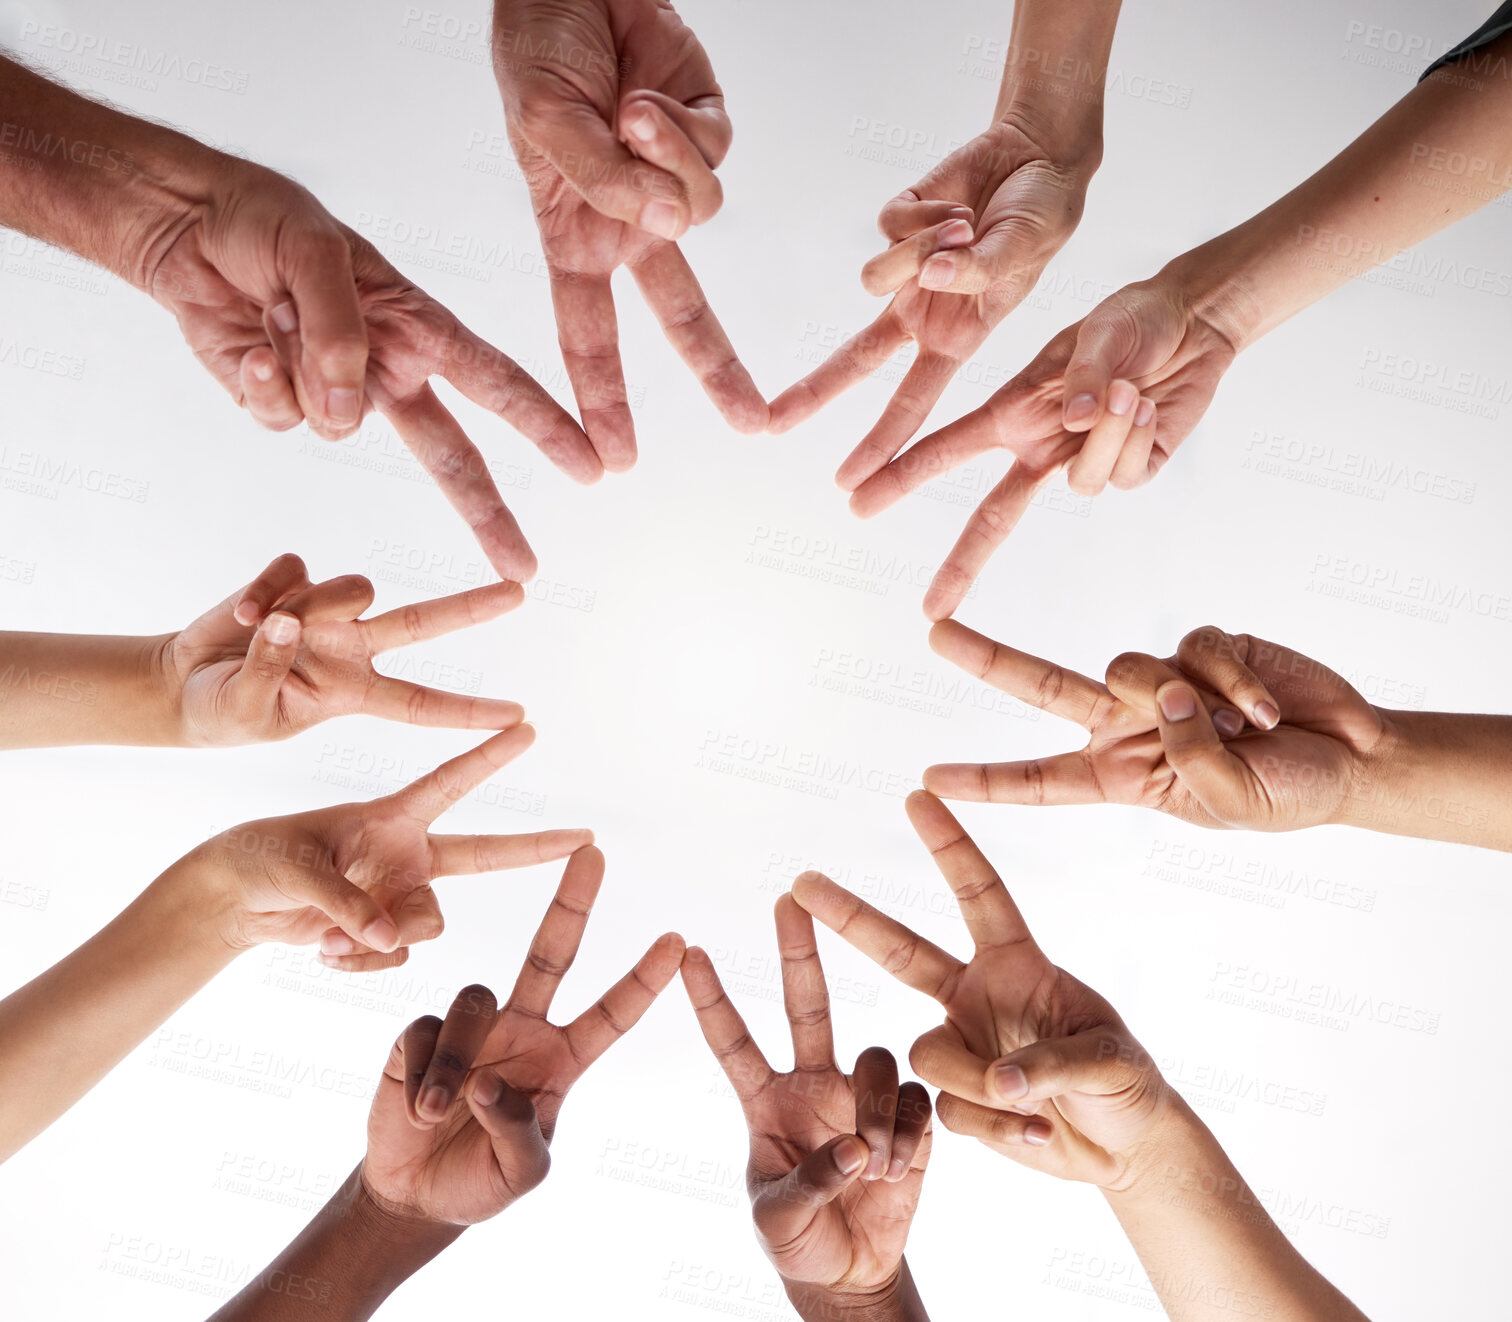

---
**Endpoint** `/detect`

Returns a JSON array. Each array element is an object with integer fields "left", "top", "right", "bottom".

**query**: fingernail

[
  {"left": 1134, "top": 398, "right": 1156, "bottom": 427},
  {"left": 264, "top": 612, "right": 299, "bottom": 646},
  {"left": 362, "top": 917, "right": 399, "bottom": 952},
  {"left": 947, "top": 205, "right": 974, "bottom": 219},
  {"left": 1107, "top": 380, "right": 1138, "bottom": 417},
  {"left": 864, "top": 1147, "right": 887, "bottom": 1181},
  {"left": 1255, "top": 700, "right": 1280, "bottom": 729},
  {"left": 326, "top": 388, "right": 360, "bottom": 426},
  {"left": 251, "top": 357, "right": 276, "bottom": 383},
  {"left": 886, "top": 1156, "right": 908, "bottom": 1182},
  {"left": 994, "top": 1063, "right": 1029, "bottom": 1101},
  {"left": 1065, "top": 393, "right": 1099, "bottom": 426},
  {"left": 623, "top": 108, "right": 656, "bottom": 142},
  {"left": 919, "top": 255, "right": 954, "bottom": 290},
  {"left": 419, "top": 1085, "right": 450, "bottom": 1119},
  {"left": 938, "top": 219, "right": 973, "bottom": 247},
  {"left": 317, "top": 954, "right": 342, "bottom": 969},
  {"left": 471, "top": 1072, "right": 503, "bottom": 1108},
  {"left": 320, "top": 931, "right": 356, "bottom": 957},
  {"left": 233, "top": 600, "right": 260, "bottom": 627},
  {"left": 1158, "top": 685, "right": 1197, "bottom": 722},
  {"left": 639, "top": 200, "right": 681, "bottom": 240},
  {"left": 271, "top": 301, "right": 298, "bottom": 334},
  {"left": 1023, "top": 1123, "right": 1052, "bottom": 1147},
  {"left": 835, "top": 1139, "right": 866, "bottom": 1175},
  {"left": 1213, "top": 709, "right": 1243, "bottom": 738}
]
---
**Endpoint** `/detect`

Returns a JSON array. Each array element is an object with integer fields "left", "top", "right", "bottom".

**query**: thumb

[
  {"left": 275, "top": 222, "right": 369, "bottom": 438},
  {"left": 1154, "top": 680, "right": 1261, "bottom": 824},
  {"left": 1061, "top": 302, "right": 1142, "bottom": 432},
  {"left": 988, "top": 1028, "right": 1149, "bottom": 1107},
  {"left": 282, "top": 863, "right": 400, "bottom": 954},
  {"left": 752, "top": 1135, "right": 867, "bottom": 1249},
  {"left": 917, "top": 215, "right": 1042, "bottom": 299},
  {"left": 224, "top": 612, "right": 301, "bottom": 725},
  {"left": 517, "top": 94, "right": 690, "bottom": 240}
]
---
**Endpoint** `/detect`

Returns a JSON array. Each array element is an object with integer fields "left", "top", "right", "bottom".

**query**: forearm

[
  {"left": 0, "top": 631, "right": 182, "bottom": 747},
  {"left": 1337, "top": 710, "right": 1512, "bottom": 850},
  {"left": 1167, "top": 31, "right": 1512, "bottom": 348},
  {"left": 0, "top": 53, "right": 216, "bottom": 286},
  {"left": 208, "top": 1167, "right": 462, "bottom": 1322},
  {"left": 1103, "top": 1100, "right": 1369, "bottom": 1322},
  {"left": 995, "top": 0, "right": 1122, "bottom": 155},
  {"left": 0, "top": 865, "right": 238, "bottom": 1161},
  {"left": 784, "top": 1262, "right": 929, "bottom": 1322}
]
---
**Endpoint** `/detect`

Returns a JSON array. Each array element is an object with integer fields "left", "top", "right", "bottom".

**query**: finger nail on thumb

[
  {"left": 1158, "top": 684, "right": 1197, "bottom": 722},
  {"left": 263, "top": 613, "right": 299, "bottom": 646}
]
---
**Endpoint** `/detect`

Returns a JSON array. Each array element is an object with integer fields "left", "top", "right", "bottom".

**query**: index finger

[
  {"left": 378, "top": 382, "right": 537, "bottom": 583},
  {"left": 928, "top": 620, "right": 1110, "bottom": 729},
  {"left": 440, "top": 321, "right": 603, "bottom": 485},
  {"left": 789, "top": 871, "right": 962, "bottom": 1003},
  {"left": 564, "top": 931, "right": 686, "bottom": 1069},
  {"left": 361, "top": 581, "right": 525, "bottom": 654},
  {"left": 904, "top": 792, "right": 1032, "bottom": 951},
  {"left": 629, "top": 241, "right": 768, "bottom": 435},
  {"left": 767, "top": 311, "right": 908, "bottom": 435},
  {"left": 679, "top": 945, "right": 776, "bottom": 1105},
  {"left": 394, "top": 725, "right": 536, "bottom": 822},
  {"left": 775, "top": 894, "right": 834, "bottom": 1071},
  {"left": 507, "top": 845, "right": 603, "bottom": 1019}
]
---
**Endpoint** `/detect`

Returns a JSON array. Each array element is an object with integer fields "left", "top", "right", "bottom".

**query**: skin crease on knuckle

[{"left": 15, "top": 4, "right": 1512, "bottom": 1320}]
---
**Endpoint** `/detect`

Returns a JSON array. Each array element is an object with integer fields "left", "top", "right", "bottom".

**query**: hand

[
  {"left": 771, "top": 116, "right": 1099, "bottom": 490},
  {"left": 848, "top": 275, "right": 1238, "bottom": 619},
  {"left": 160, "top": 553, "right": 527, "bottom": 747},
  {"left": 680, "top": 897, "right": 931, "bottom": 1305},
  {"left": 924, "top": 620, "right": 1387, "bottom": 832},
  {"left": 179, "top": 725, "right": 590, "bottom": 969},
  {"left": 794, "top": 793, "right": 1172, "bottom": 1191},
  {"left": 144, "top": 153, "right": 600, "bottom": 581},
  {"left": 494, "top": 0, "right": 767, "bottom": 468},
  {"left": 362, "top": 847, "right": 684, "bottom": 1224}
]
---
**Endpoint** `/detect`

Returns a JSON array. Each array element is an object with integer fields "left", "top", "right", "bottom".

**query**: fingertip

[
  {"left": 233, "top": 597, "right": 261, "bottom": 628},
  {"left": 832, "top": 1134, "right": 868, "bottom": 1177},
  {"left": 1156, "top": 680, "right": 1198, "bottom": 723},
  {"left": 362, "top": 916, "right": 400, "bottom": 953},
  {"left": 1254, "top": 700, "right": 1280, "bottom": 730},
  {"left": 1023, "top": 1122, "right": 1052, "bottom": 1147},
  {"left": 1063, "top": 392, "right": 1101, "bottom": 431}
]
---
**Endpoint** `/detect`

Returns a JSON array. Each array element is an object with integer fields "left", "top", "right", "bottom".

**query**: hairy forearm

[
  {"left": 995, "top": 0, "right": 1122, "bottom": 151},
  {"left": 785, "top": 1262, "right": 929, "bottom": 1322},
  {"left": 208, "top": 1167, "right": 461, "bottom": 1322},
  {"left": 0, "top": 631, "right": 181, "bottom": 747},
  {"left": 0, "top": 866, "right": 237, "bottom": 1162},
  {"left": 0, "top": 53, "right": 215, "bottom": 286},
  {"left": 1337, "top": 710, "right": 1512, "bottom": 851},
  {"left": 1103, "top": 1099, "right": 1369, "bottom": 1322},
  {"left": 1167, "top": 32, "right": 1512, "bottom": 349}
]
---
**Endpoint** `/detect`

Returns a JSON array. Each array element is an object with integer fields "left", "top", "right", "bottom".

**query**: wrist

[
  {"left": 139, "top": 633, "right": 190, "bottom": 744},
  {"left": 784, "top": 1263, "right": 927, "bottom": 1322},
  {"left": 154, "top": 851, "right": 250, "bottom": 958},
  {"left": 995, "top": 96, "right": 1104, "bottom": 179},
  {"left": 350, "top": 1166, "right": 466, "bottom": 1254}
]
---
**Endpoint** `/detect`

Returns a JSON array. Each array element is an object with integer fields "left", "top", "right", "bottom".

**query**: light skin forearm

[
  {"left": 207, "top": 1167, "right": 462, "bottom": 1322},
  {"left": 1169, "top": 32, "right": 1512, "bottom": 348},
  {"left": 785, "top": 1261, "right": 929, "bottom": 1322},
  {"left": 0, "top": 631, "right": 183, "bottom": 747},
  {"left": 1103, "top": 1099, "right": 1369, "bottom": 1322},
  {"left": 0, "top": 53, "right": 217, "bottom": 286},
  {"left": 0, "top": 864, "right": 238, "bottom": 1161},
  {"left": 995, "top": 0, "right": 1122, "bottom": 155},
  {"left": 1338, "top": 710, "right": 1512, "bottom": 851}
]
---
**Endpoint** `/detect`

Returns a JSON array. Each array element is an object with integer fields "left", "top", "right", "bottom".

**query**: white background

[{"left": 1, "top": 0, "right": 1509, "bottom": 1318}]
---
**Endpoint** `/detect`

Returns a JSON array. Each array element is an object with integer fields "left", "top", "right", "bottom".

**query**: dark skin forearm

[
  {"left": 208, "top": 1167, "right": 462, "bottom": 1322},
  {"left": 0, "top": 53, "right": 215, "bottom": 286}
]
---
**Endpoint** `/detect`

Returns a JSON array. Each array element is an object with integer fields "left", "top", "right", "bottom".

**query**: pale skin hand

[
  {"left": 770, "top": 0, "right": 1121, "bottom": 503},
  {"left": 166, "top": 552, "right": 527, "bottom": 746},
  {"left": 852, "top": 30, "right": 1512, "bottom": 620},
  {"left": 792, "top": 792, "right": 1372, "bottom": 1322},
  {"left": 493, "top": 0, "right": 767, "bottom": 469},
  {"left": 680, "top": 897, "right": 931, "bottom": 1321},
  {"left": 189, "top": 725, "right": 590, "bottom": 970},
  {"left": 923, "top": 619, "right": 1385, "bottom": 832},
  {"left": 364, "top": 849, "right": 684, "bottom": 1224},
  {"left": 0, "top": 55, "right": 592, "bottom": 584}
]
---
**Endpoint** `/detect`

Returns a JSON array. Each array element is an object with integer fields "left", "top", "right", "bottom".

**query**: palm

[{"left": 746, "top": 1068, "right": 924, "bottom": 1289}]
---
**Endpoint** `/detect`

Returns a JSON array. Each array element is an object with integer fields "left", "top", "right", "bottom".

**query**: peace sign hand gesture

[{"left": 681, "top": 897, "right": 932, "bottom": 1320}]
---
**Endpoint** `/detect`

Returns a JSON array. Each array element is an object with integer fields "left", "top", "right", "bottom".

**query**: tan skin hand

[
  {"left": 162, "top": 553, "right": 527, "bottom": 746},
  {"left": 681, "top": 897, "right": 931, "bottom": 1297},
  {"left": 923, "top": 620, "right": 1386, "bottom": 831}
]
